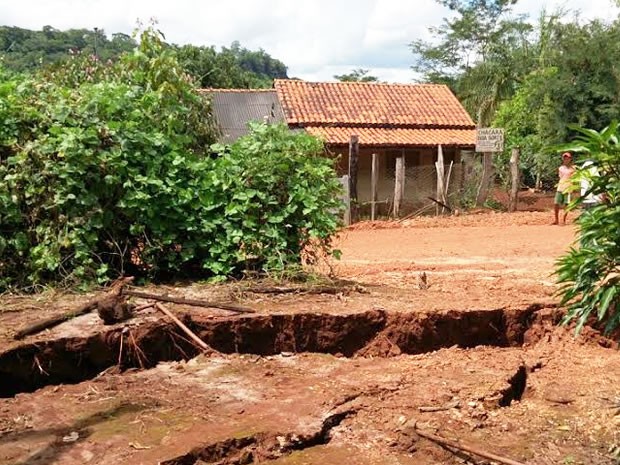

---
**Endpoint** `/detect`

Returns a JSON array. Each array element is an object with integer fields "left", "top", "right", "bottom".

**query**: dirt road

[
  {"left": 339, "top": 216, "right": 574, "bottom": 265},
  {"left": 332, "top": 211, "right": 575, "bottom": 311}
]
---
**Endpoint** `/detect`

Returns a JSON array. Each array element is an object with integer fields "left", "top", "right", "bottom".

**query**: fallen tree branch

[
  {"left": 154, "top": 303, "right": 217, "bottom": 354},
  {"left": 414, "top": 426, "right": 526, "bottom": 465},
  {"left": 133, "top": 303, "right": 156, "bottom": 312},
  {"left": 13, "top": 281, "right": 252, "bottom": 340},
  {"left": 13, "top": 278, "right": 133, "bottom": 339},
  {"left": 242, "top": 285, "right": 348, "bottom": 295},
  {"left": 427, "top": 197, "right": 452, "bottom": 213},
  {"left": 397, "top": 203, "right": 435, "bottom": 223},
  {"left": 123, "top": 289, "right": 254, "bottom": 314},
  {"left": 13, "top": 300, "right": 98, "bottom": 340}
]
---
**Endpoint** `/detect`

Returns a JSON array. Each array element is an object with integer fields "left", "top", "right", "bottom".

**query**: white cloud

[{"left": 0, "top": 0, "right": 618, "bottom": 82}]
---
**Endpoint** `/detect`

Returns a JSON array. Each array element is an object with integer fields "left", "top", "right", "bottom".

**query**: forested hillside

[{"left": 0, "top": 26, "right": 288, "bottom": 88}]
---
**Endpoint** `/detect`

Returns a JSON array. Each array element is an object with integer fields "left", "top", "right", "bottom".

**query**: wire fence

[{"left": 373, "top": 158, "right": 483, "bottom": 217}]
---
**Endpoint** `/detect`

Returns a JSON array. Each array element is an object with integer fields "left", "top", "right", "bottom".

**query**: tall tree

[
  {"left": 334, "top": 69, "right": 379, "bottom": 82},
  {"left": 411, "top": 0, "right": 530, "bottom": 126},
  {"left": 494, "top": 15, "right": 620, "bottom": 188},
  {"left": 411, "top": 0, "right": 520, "bottom": 77},
  {"left": 175, "top": 42, "right": 288, "bottom": 89}
]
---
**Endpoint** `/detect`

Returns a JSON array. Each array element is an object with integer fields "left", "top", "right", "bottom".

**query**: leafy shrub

[
  {"left": 0, "top": 30, "right": 342, "bottom": 291},
  {"left": 207, "top": 123, "right": 342, "bottom": 275},
  {"left": 556, "top": 123, "right": 620, "bottom": 335}
]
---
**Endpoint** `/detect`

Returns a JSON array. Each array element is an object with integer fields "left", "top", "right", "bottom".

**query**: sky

[{"left": 1, "top": 0, "right": 619, "bottom": 83}]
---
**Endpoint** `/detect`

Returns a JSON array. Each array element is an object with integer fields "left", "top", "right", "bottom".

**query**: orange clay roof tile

[
  {"left": 274, "top": 79, "right": 475, "bottom": 128},
  {"left": 306, "top": 127, "right": 476, "bottom": 147}
]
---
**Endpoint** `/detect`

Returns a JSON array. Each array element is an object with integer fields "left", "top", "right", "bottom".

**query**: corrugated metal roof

[{"left": 207, "top": 90, "right": 286, "bottom": 143}]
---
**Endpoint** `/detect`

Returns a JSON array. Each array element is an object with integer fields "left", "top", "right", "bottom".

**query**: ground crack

[
  {"left": 0, "top": 305, "right": 553, "bottom": 397},
  {"left": 498, "top": 364, "right": 527, "bottom": 407},
  {"left": 161, "top": 409, "right": 357, "bottom": 465}
]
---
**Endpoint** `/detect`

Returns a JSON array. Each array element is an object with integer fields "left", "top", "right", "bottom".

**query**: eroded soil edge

[{"left": 0, "top": 304, "right": 554, "bottom": 397}]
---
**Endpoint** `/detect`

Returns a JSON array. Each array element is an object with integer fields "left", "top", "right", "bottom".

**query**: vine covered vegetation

[{"left": 0, "top": 29, "right": 342, "bottom": 291}]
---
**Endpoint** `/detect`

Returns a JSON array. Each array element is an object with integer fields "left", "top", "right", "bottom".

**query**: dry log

[
  {"left": 13, "top": 279, "right": 252, "bottom": 340},
  {"left": 123, "top": 289, "right": 254, "bottom": 314},
  {"left": 154, "top": 303, "right": 217, "bottom": 354},
  {"left": 414, "top": 426, "right": 526, "bottom": 465}
]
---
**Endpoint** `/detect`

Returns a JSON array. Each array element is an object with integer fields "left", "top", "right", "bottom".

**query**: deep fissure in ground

[
  {"left": 160, "top": 409, "right": 357, "bottom": 465},
  {"left": 0, "top": 305, "right": 555, "bottom": 397}
]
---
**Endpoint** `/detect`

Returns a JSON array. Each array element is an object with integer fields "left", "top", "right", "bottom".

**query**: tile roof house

[
  {"left": 274, "top": 79, "right": 477, "bottom": 214},
  {"left": 205, "top": 89, "right": 285, "bottom": 143},
  {"left": 274, "top": 79, "right": 475, "bottom": 147}
]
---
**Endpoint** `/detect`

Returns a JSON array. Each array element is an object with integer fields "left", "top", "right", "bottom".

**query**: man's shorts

[{"left": 554, "top": 191, "right": 571, "bottom": 206}]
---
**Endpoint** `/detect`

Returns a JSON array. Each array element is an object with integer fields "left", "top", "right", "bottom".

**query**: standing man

[{"left": 553, "top": 152, "right": 576, "bottom": 225}]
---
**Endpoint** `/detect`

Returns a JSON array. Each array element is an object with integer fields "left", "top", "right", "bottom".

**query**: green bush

[
  {"left": 556, "top": 123, "right": 620, "bottom": 335},
  {"left": 208, "top": 123, "right": 342, "bottom": 275},
  {"left": 0, "top": 29, "right": 342, "bottom": 291}
]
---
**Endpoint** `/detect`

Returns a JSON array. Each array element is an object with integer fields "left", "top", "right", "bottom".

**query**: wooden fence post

[
  {"left": 371, "top": 153, "right": 378, "bottom": 221},
  {"left": 476, "top": 152, "right": 494, "bottom": 206},
  {"left": 393, "top": 155, "right": 405, "bottom": 217},
  {"left": 339, "top": 175, "right": 351, "bottom": 226},
  {"left": 436, "top": 145, "right": 445, "bottom": 215},
  {"left": 459, "top": 153, "right": 466, "bottom": 198},
  {"left": 348, "top": 135, "right": 359, "bottom": 223},
  {"left": 508, "top": 147, "right": 520, "bottom": 212}
]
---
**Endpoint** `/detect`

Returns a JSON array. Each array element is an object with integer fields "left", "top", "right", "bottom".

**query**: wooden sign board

[{"left": 476, "top": 128, "right": 504, "bottom": 152}]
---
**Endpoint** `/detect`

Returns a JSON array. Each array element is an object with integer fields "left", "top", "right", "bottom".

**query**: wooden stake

[
  {"left": 340, "top": 175, "right": 351, "bottom": 226},
  {"left": 348, "top": 135, "right": 359, "bottom": 223},
  {"left": 508, "top": 147, "right": 521, "bottom": 212},
  {"left": 476, "top": 151, "right": 495, "bottom": 206},
  {"left": 459, "top": 151, "right": 466, "bottom": 198},
  {"left": 444, "top": 161, "right": 454, "bottom": 207},
  {"left": 154, "top": 303, "right": 215, "bottom": 353},
  {"left": 435, "top": 145, "right": 445, "bottom": 215},
  {"left": 371, "top": 153, "right": 379, "bottom": 221},
  {"left": 393, "top": 155, "right": 405, "bottom": 217},
  {"left": 123, "top": 289, "right": 254, "bottom": 314},
  {"left": 415, "top": 427, "right": 526, "bottom": 465}
]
